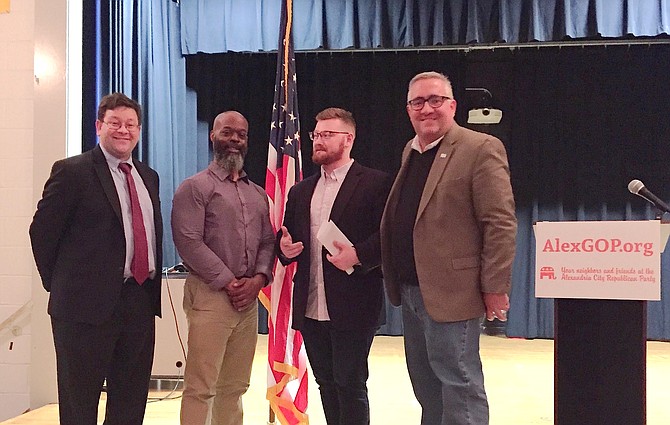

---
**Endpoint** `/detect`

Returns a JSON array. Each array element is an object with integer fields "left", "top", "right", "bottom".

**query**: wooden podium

[{"left": 534, "top": 220, "right": 667, "bottom": 425}]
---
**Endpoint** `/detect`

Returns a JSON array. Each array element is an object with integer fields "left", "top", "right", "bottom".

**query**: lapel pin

[{"left": 440, "top": 153, "right": 447, "bottom": 158}]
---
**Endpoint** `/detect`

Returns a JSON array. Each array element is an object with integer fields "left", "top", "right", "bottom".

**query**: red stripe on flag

[{"left": 262, "top": 1, "right": 307, "bottom": 423}]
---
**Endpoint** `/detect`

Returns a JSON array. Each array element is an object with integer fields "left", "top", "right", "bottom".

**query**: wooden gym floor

[{"left": 3, "top": 334, "right": 670, "bottom": 424}]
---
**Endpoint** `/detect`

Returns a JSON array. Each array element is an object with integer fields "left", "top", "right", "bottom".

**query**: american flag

[{"left": 259, "top": 0, "right": 308, "bottom": 424}]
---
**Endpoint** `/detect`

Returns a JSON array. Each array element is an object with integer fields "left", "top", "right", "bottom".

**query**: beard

[
  {"left": 217, "top": 152, "right": 244, "bottom": 173},
  {"left": 213, "top": 140, "right": 246, "bottom": 173},
  {"left": 312, "top": 140, "right": 345, "bottom": 166}
]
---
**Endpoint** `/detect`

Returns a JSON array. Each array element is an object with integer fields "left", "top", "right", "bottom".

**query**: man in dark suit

[
  {"left": 278, "top": 107, "right": 389, "bottom": 425},
  {"left": 381, "top": 71, "right": 517, "bottom": 424},
  {"left": 30, "top": 92, "right": 163, "bottom": 425}
]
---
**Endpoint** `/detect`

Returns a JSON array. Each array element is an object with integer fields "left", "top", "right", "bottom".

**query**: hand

[
  {"left": 483, "top": 292, "right": 510, "bottom": 322},
  {"left": 279, "top": 226, "right": 304, "bottom": 258},
  {"left": 326, "top": 240, "right": 359, "bottom": 272},
  {"left": 224, "top": 275, "right": 265, "bottom": 311}
]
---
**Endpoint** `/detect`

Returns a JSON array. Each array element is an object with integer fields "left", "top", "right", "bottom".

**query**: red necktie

[{"left": 119, "top": 162, "right": 150, "bottom": 285}]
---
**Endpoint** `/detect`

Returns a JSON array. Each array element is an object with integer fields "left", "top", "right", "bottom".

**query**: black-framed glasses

[
  {"left": 407, "top": 95, "right": 452, "bottom": 111},
  {"left": 309, "top": 130, "right": 350, "bottom": 141},
  {"left": 103, "top": 121, "right": 140, "bottom": 131}
]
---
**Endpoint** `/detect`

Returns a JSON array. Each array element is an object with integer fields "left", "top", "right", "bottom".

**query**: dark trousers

[
  {"left": 51, "top": 279, "right": 156, "bottom": 425},
  {"left": 300, "top": 318, "right": 376, "bottom": 425}
]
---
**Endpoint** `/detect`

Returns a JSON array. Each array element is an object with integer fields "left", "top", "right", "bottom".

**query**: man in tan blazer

[{"left": 380, "top": 71, "right": 517, "bottom": 425}]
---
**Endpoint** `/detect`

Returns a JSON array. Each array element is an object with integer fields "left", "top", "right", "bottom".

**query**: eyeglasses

[
  {"left": 103, "top": 121, "right": 140, "bottom": 131},
  {"left": 309, "top": 131, "right": 350, "bottom": 141},
  {"left": 407, "top": 95, "right": 452, "bottom": 111}
]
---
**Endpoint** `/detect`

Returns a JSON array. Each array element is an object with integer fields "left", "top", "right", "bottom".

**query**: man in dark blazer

[
  {"left": 30, "top": 93, "right": 163, "bottom": 425},
  {"left": 381, "top": 72, "right": 517, "bottom": 424},
  {"left": 278, "top": 108, "right": 389, "bottom": 425}
]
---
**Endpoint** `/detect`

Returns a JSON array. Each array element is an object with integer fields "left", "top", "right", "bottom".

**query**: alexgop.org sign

[{"left": 534, "top": 220, "right": 663, "bottom": 300}]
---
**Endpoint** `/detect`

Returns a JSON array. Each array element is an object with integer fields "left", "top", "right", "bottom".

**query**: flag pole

[{"left": 261, "top": 0, "right": 309, "bottom": 424}]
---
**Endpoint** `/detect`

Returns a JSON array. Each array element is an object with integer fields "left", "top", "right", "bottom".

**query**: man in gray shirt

[{"left": 172, "top": 111, "right": 275, "bottom": 425}]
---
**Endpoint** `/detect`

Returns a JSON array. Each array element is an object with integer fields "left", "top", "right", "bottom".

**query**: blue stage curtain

[
  {"left": 91, "top": 1, "right": 670, "bottom": 338},
  {"left": 92, "top": 0, "right": 208, "bottom": 266},
  {"left": 180, "top": 0, "right": 670, "bottom": 53}
]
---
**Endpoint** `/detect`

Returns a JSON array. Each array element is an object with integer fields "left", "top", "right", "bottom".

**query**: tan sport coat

[{"left": 380, "top": 123, "right": 517, "bottom": 322}]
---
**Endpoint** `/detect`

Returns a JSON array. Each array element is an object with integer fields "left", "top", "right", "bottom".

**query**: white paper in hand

[{"left": 317, "top": 220, "right": 355, "bottom": 275}]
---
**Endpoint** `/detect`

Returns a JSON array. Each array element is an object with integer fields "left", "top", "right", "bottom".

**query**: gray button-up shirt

[{"left": 171, "top": 161, "right": 275, "bottom": 290}]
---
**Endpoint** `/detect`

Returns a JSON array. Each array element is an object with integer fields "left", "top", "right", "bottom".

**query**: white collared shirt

[
  {"left": 100, "top": 146, "right": 157, "bottom": 280},
  {"left": 411, "top": 135, "right": 444, "bottom": 153},
  {"left": 307, "top": 159, "right": 354, "bottom": 320}
]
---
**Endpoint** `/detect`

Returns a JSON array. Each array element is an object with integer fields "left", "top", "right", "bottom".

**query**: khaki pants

[{"left": 180, "top": 275, "right": 258, "bottom": 425}]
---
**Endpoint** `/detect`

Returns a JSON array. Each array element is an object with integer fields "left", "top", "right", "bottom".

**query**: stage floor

[{"left": 3, "top": 335, "right": 670, "bottom": 424}]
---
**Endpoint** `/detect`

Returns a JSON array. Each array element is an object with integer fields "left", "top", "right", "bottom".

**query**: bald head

[{"left": 213, "top": 111, "right": 248, "bottom": 131}]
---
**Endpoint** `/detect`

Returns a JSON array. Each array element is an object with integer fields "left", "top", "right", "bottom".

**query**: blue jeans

[{"left": 401, "top": 285, "right": 488, "bottom": 425}]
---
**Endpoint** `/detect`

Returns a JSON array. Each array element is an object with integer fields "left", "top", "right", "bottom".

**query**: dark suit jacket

[
  {"left": 381, "top": 124, "right": 517, "bottom": 322},
  {"left": 30, "top": 145, "right": 163, "bottom": 324},
  {"left": 279, "top": 161, "right": 389, "bottom": 331}
]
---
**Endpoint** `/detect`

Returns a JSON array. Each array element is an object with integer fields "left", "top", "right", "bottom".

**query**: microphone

[{"left": 628, "top": 179, "right": 670, "bottom": 213}]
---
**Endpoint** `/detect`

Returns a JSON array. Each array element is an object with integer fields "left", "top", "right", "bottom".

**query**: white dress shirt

[
  {"left": 307, "top": 159, "right": 354, "bottom": 320},
  {"left": 100, "top": 146, "right": 157, "bottom": 280}
]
